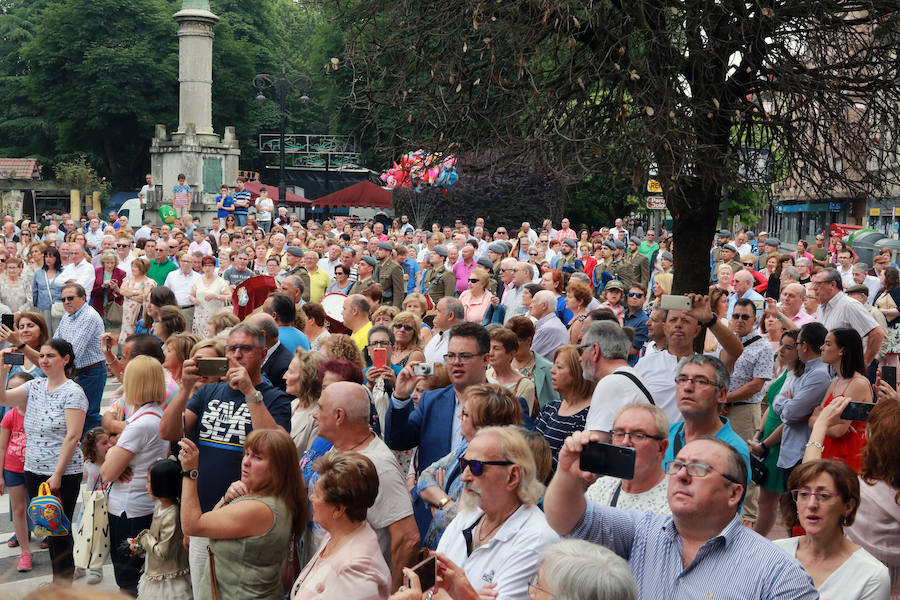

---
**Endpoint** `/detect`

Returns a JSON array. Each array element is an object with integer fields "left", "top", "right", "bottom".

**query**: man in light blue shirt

[{"left": 727, "top": 270, "right": 765, "bottom": 321}]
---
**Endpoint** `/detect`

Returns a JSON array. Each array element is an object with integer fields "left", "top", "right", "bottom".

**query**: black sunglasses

[
  {"left": 468, "top": 278, "right": 480, "bottom": 283},
  {"left": 731, "top": 313, "right": 754, "bottom": 321},
  {"left": 392, "top": 323, "right": 415, "bottom": 332},
  {"left": 458, "top": 457, "right": 514, "bottom": 477}
]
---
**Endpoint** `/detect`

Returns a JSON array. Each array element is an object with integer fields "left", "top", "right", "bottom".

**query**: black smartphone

[
  {"left": 3, "top": 353, "right": 24, "bottom": 366},
  {"left": 1, "top": 313, "right": 13, "bottom": 330},
  {"left": 881, "top": 366, "right": 896, "bottom": 390},
  {"left": 840, "top": 401, "right": 876, "bottom": 422},
  {"left": 579, "top": 442, "right": 636, "bottom": 479},
  {"left": 409, "top": 555, "right": 436, "bottom": 591}
]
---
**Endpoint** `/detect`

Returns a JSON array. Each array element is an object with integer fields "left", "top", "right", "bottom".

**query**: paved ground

[{"left": 0, "top": 377, "right": 120, "bottom": 596}]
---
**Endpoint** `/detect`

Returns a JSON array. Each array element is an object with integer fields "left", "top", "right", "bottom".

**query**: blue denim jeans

[
  {"left": 235, "top": 213, "right": 247, "bottom": 227},
  {"left": 76, "top": 363, "right": 107, "bottom": 434}
]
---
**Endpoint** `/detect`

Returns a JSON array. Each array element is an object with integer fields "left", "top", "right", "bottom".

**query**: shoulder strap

[
  {"left": 672, "top": 423, "right": 685, "bottom": 456},
  {"left": 610, "top": 481, "right": 623, "bottom": 508},
  {"left": 616, "top": 370, "right": 655, "bottom": 405},
  {"left": 742, "top": 335, "right": 762, "bottom": 348}
]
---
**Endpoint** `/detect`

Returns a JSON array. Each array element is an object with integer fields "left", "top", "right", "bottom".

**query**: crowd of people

[{"left": 0, "top": 205, "right": 896, "bottom": 600}]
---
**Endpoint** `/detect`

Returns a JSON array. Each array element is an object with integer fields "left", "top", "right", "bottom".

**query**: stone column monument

[{"left": 149, "top": 0, "right": 239, "bottom": 223}]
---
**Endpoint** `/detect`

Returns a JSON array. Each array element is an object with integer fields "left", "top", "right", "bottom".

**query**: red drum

[{"left": 321, "top": 292, "right": 350, "bottom": 334}]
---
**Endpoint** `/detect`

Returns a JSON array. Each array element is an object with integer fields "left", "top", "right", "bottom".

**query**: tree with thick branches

[{"left": 334, "top": 0, "right": 900, "bottom": 293}]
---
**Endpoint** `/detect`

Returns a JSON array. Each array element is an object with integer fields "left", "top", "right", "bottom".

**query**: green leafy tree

[{"left": 335, "top": 0, "right": 900, "bottom": 293}]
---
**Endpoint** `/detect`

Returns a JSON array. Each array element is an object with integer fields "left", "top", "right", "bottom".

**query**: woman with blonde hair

[
  {"left": 163, "top": 333, "right": 200, "bottom": 387},
  {"left": 100, "top": 356, "right": 170, "bottom": 595},
  {"left": 118, "top": 257, "right": 155, "bottom": 345},
  {"left": 371, "top": 305, "right": 399, "bottom": 329},
  {"left": 285, "top": 349, "right": 325, "bottom": 454},
  {"left": 179, "top": 429, "right": 307, "bottom": 600},
  {"left": 651, "top": 272, "right": 674, "bottom": 310},
  {"left": 459, "top": 267, "right": 493, "bottom": 323},
  {"left": 401, "top": 292, "right": 432, "bottom": 344},
  {"left": 318, "top": 333, "right": 366, "bottom": 370},
  {"left": 391, "top": 311, "right": 426, "bottom": 368},
  {"left": 208, "top": 310, "right": 240, "bottom": 337}
]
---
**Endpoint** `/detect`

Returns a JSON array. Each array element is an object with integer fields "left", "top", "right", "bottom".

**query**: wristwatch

[
  {"left": 702, "top": 314, "right": 718, "bottom": 328},
  {"left": 182, "top": 469, "right": 199, "bottom": 480},
  {"left": 245, "top": 390, "right": 263, "bottom": 405}
]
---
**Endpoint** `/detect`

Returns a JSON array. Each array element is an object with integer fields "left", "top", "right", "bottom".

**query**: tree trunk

[{"left": 668, "top": 178, "right": 721, "bottom": 295}]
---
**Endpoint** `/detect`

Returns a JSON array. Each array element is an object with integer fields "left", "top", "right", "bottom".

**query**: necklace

[
  {"left": 476, "top": 505, "right": 520, "bottom": 546},
  {"left": 346, "top": 432, "right": 372, "bottom": 452}
]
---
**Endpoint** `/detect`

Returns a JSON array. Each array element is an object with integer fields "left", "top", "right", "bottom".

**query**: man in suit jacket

[
  {"left": 246, "top": 313, "right": 293, "bottom": 391},
  {"left": 385, "top": 321, "right": 491, "bottom": 536},
  {"left": 627, "top": 238, "right": 651, "bottom": 291}
]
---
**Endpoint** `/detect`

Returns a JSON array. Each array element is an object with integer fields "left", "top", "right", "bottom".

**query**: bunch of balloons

[{"left": 381, "top": 151, "right": 459, "bottom": 193}]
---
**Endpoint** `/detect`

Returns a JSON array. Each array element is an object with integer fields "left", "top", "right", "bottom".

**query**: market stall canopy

[{"left": 313, "top": 180, "right": 392, "bottom": 209}]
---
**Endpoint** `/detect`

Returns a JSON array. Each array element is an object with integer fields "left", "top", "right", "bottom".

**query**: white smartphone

[{"left": 659, "top": 294, "right": 692, "bottom": 311}]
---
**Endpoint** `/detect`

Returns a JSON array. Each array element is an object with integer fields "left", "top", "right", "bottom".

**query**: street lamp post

[{"left": 253, "top": 57, "right": 311, "bottom": 202}]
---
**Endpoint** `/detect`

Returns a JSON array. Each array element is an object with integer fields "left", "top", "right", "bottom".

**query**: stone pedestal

[{"left": 148, "top": 0, "right": 239, "bottom": 226}]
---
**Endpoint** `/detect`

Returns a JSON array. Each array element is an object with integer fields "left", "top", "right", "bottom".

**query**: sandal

[
  {"left": 39, "top": 539, "right": 49, "bottom": 550},
  {"left": 7, "top": 534, "right": 18, "bottom": 548}
]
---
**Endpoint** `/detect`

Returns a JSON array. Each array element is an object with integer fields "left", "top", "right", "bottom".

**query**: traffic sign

[
  {"left": 647, "top": 196, "right": 666, "bottom": 210},
  {"left": 647, "top": 180, "right": 662, "bottom": 193}
]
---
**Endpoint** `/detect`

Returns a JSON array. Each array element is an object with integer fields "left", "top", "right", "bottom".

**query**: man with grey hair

[
  {"left": 437, "top": 426, "right": 559, "bottom": 598},
  {"left": 158, "top": 322, "right": 292, "bottom": 590},
  {"left": 530, "top": 290, "right": 569, "bottom": 360},
  {"left": 851, "top": 262, "right": 880, "bottom": 301},
  {"left": 545, "top": 428, "right": 815, "bottom": 599},
  {"left": 582, "top": 321, "right": 654, "bottom": 439},
  {"left": 90, "top": 234, "right": 117, "bottom": 268},
  {"left": 586, "top": 404, "right": 671, "bottom": 515},
  {"left": 60, "top": 243, "right": 95, "bottom": 291},
  {"left": 498, "top": 257, "right": 528, "bottom": 323},
  {"left": 422, "top": 296, "right": 464, "bottom": 364},
  {"left": 245, "top": 312, "right": 292, "bottom": 391},
  {"left": 314, "top": 381, "right": 419, "bottom": 588},
  {"left": 812, "top": 267, "right": 884, "bottom": 364},
  {"left": 570, "top": 272, "right": 603, "bottom": 310},
  {"left": 115, "top": 234, "right": 135, "bottom": 277},
  {"left": 726, "top": 269, "right": 764, "bottom": 320}
]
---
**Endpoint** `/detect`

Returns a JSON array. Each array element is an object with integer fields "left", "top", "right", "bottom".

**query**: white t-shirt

[
  {"left": 773, "top": 537, "right": 890, "bottom": 600},
  {"left": 356, "top": 436, "right": 414, "bottom": 569},
  {"left": 108, "top": 404, "right": 169, "bottom": 518},
  {"left": 23, "top": 378, "right": 88, "bottom": 476},
  {"left": 585, "top": 366, "right": 653, "bottom": 432},
  {"left": 256, "top": 197, "right": 274, "bottom": 222},
  {"left": 634, "top": 350, "right": 682, "bottom": 423},
  {"left": 585, "top": 476, "right": 671, "bottom": 515}
]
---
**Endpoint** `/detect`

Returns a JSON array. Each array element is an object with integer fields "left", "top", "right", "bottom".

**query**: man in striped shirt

[
  {"left": 544, "top": 433, "right": 817, "bottom": 599},
  {"left": 232, "top": 177, "right": 251, "bottom": 227}
]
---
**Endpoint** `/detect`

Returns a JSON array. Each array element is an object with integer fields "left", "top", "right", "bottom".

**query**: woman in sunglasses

[
  {"left": 415, "top": 383, "right": 522, "bottom": 549},
  {"left": 459, "top": 267, "right": 493, "bottom": 324},
  {"left": 774, "top": 459, "right": 889, "bottom": 600},
  {"left": 390, "top": 311, "right": 425, "bottom": 368}
]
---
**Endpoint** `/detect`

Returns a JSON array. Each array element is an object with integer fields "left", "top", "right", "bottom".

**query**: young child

[
  {"left": 134, "top": 458, "right": 191, "bottom": 600},
  {"left": 75, "top": 426, "right": 112, "bottom": 584},
  {"left": 0, "top": 372, "right": 33, "bottom": 572}
]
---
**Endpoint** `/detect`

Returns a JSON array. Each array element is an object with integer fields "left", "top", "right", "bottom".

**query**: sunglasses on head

[{"left": 458, "top": 457, "right": 513, "bottom": 477}]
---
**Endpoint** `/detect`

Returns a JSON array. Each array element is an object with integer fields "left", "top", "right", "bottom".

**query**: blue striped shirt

[{"left": 569, "top": 503, "right": 818, "bottom": 600}]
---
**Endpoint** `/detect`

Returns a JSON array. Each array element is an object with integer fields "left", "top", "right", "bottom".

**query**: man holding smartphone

[{"left": 545, "top": 433, "right": 817, "bottom": 599}]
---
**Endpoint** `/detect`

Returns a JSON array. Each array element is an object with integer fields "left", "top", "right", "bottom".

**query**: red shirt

[{"left": 1, "top": 408, "right": 26, "bottom": 473}]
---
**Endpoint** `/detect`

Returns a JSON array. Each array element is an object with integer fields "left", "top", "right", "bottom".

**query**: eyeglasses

[
  {"left": 117, "top": 243, "right": 130, "bottom": 248},
  {"left": 790, "top": 489, "right": 840, "bottom": 504},
  {"left": 665, "top": 460, "right": 742, "bottom": 485},
  {"left": 61, "top": 295, "right": 78, "bottom": 302},
  {"left": 444, "top": 352, "right": 479, "bottom": 364},
  {"left": 730, "top": 313, "right": 753, "bottom": 321},
  {"left": 576, "top": 342, "right": 594, "bottom": 356},
  {"left": 392, "top": 323, "right": 415, "bottom": 332},
  {"left": 529, "top": 252, "right": 538, "bottom": 256},
  {"left": 528, "top": 574, "right": 553, "bottom": 597},
  {"left": 627, "top": 292, "right": 644, "bottom": 298},
  {"left": 674, "top": 375, "right": 720, "bottom": 387},
  {"left": 742, "top": 262, "right": 755, "bottom": 267},
  {"left": 224, "top": 344, "right": 263, "bottom": 354},
  {"left": 458, "top": 457, "right": 513, "bottom": 477},
  {"left": 610, "top": 429, "right": 663, "bottom": 443},
  {"left": 468, "top": 278, "right": 480, "bottom": 284}
]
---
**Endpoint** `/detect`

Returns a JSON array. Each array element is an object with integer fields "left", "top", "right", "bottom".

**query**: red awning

[
  {"left": 243, "top": 180, "right": 311, "bottom": 205},
  {"left": 314, "top": 180, "right": 393, "bottom": 209}
]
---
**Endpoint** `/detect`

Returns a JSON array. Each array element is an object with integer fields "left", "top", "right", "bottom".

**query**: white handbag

[{"left": 72, "top": 481, "right": 110, "bottom": 570}]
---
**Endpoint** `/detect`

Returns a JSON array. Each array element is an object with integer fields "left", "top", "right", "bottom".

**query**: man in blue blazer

[{"left": 385, "top": 321, "right": 491, "bottom": 536}]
